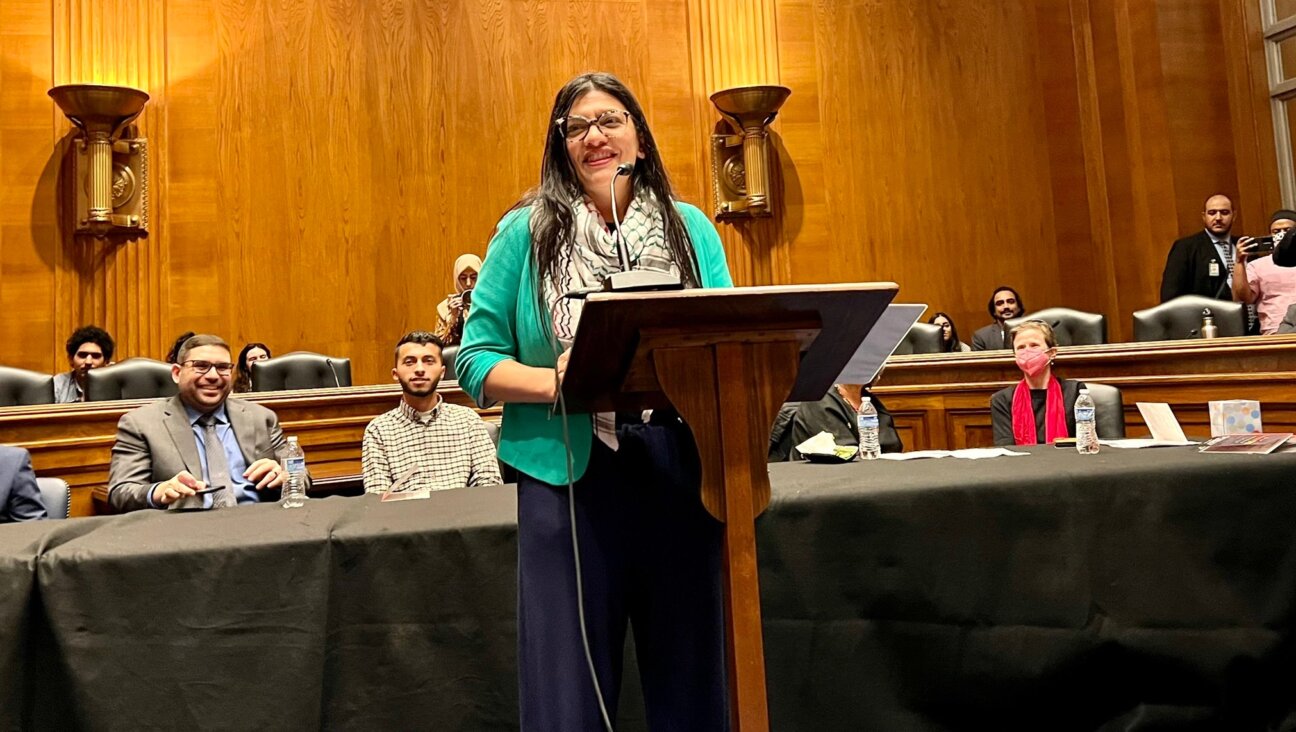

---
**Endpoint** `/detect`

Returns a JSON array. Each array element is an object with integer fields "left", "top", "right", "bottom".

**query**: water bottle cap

[
  {"left": 287, "top": 436, "right": 298, "bottom": 444},
  {"left": 1079, "top": 388, "right": 1089, "bottom": 393}
]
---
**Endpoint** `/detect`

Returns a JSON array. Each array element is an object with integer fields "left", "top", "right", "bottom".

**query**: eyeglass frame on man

[
  {"left": 182, "top": 360, "right": 235, "bottom": 376},
  {"left": 555, "top": 109, "right": 632, "bottom": 142}
]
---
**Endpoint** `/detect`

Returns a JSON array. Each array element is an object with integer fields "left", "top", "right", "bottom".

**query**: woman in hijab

[{"left": 434, "top": 253, "right": 482, "bottom": 345}]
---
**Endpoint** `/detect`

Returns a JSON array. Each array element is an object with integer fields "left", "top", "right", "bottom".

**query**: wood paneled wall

[{"left": 0, "top": 0, "right": 1282, "bottom": 385}]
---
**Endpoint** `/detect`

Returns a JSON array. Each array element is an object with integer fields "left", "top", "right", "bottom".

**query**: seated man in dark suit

[
  {"left": 768, "top": 384, "right": 903, "bottom": 461},
  {"left": 0, "top": 445, "right": 47, "bottom": 522},
  {"left": 108, "top": 334, "right": 296, "bottom": 512},
  {"left": 971, "top": 286, "right": 1025, "bottom": 351},
  {"left": 1160, "top": 193, "right": 1237, "bottom": 303}
]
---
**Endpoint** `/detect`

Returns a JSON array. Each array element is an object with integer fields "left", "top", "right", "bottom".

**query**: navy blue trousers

[{"left": 516, "top": 417, "right": 727, "bottom": 731}]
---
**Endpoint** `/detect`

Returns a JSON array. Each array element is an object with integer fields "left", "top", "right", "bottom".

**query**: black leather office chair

[
  {"left": 251, "top": 353, "right": 352, "bottom": 392},
  {"left": 1083, "top": 382, "right": 1126, "bottom": 439},
  {"left": 1005, "top": 308, "right": 1107, "bottom": 346},
  {"left": 893, "top": 322, "right": 944, "bottom": 355},
  {"left": 36, "top": 477, "right": 71, "bottom": 520},
  {"left": 441, "top": 345, "right": 459, "bottom": 380},
  {"left": 85, "top": 359, "right": 178, "bottom": 401},
  {"left": 1132, "top": 296, "right": 1246, "bottom": 341},
  {"left": 0, "top": 366, "right": 55, "bottom": 407}
]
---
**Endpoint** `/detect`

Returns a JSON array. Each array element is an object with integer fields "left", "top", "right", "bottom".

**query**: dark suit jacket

[
  {"left": 0, "top": 446, "right": 47, "bottom": 522},
  {"left": 1160, "top": 230, "right": 1232, "bottom": 303},
  {"left": 990, "top": 379, "right": 1084, "bottom": 446},
  {"left": 971, "top": 322, "right": 1011, "bottom": 351},
  {"left": 768, "top": 388, "right": 903, "bottom": 460},
  {"left": 1279, "top": 303, "right": 1296, "bottom": 334},
  {"left": 108, "top": 395, "right": 294, "bottom": 512}
]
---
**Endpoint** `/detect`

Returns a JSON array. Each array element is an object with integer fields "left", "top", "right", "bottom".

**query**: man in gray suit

[
  {"left": 0, "top": 445, "right": 47, "bottom": 522},
  {"left": 108, "top": 334, "right": 293, "bottom": 512},
  {"left": 1279, "top": 303, "right": 1296, "bottom": 334}
]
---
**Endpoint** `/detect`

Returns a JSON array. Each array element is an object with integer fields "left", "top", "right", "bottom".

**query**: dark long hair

[
  {"left": 522, "top": 73, "right": 701, "bottom": 305},
  {"left": 928, "top": 311, "right": 962, "bottom": 352},
  {"left": 234, "top": 342, "right": 271, "bottom": 393}
]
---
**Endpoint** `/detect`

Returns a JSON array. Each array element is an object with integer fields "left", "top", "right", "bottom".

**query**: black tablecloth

[{"left": 2, "top": 446, "right": 1294, "bottom": 730}]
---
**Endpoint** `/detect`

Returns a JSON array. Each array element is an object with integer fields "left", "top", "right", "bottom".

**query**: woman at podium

[{"left": 456, "top": 72, "right": 733, "bottom": 730}]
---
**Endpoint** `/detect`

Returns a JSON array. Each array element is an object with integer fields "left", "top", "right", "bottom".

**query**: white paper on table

[
  {"left": 953, "top": 448, "right": 1031, "bottom": 459},
  {"left": 837, "top": 303, "right": 928, "bottom": 384},
  {"left": 1099, "top": 438, "right": 1197, "bottom": 449},
  {"left": 1135, "top": 402, "right": 1190, "bottom": 443},
  {"left": 877, "top": 448, "right": 1030, "bottom": 461},
  {"left": 878, "top": 450, "right": 954, "bottom": 461}
]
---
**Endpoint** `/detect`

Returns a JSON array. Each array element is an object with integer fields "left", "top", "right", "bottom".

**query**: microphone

[
  {"left": 599, "top": 161, "right": 683, "bottom": 294},
  {"left": 610, "top": 163, "right": 634, "bottom": 273},
  {"left": 324, "top": 358, "right": 343, "bottom": 388}
]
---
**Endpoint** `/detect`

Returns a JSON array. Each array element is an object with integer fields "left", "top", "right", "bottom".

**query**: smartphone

[
  {"left": 1247, "top": 235, "right": 1276, "bottom": 256},
  {"left": 189, "top": 485, "right": 224, "bottom": 496}
]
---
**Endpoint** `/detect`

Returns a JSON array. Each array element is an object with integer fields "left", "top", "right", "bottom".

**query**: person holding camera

[
  {"left": 435, "top": 254, "right": 481, "bottom": 346},
  {"left": 1233, "top": 209, "right": 1296, "bottom": 334}
]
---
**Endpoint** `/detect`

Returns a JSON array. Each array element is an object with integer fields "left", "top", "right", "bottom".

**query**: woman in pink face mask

[{"left": 989, "top": 320, "right": 1086, "bottom": 446}]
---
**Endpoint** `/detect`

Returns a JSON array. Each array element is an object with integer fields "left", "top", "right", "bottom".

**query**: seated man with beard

[
  {"left": 971, "top": 286, "right": 1026, "bottom": 351},
  {"left": 361, "top": 331, "right": 502, "bottom": 493}
]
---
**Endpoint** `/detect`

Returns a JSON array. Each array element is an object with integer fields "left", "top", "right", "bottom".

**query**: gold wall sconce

[
  {"left": 48, "top": 84, "right": 150, "bottom": 238},
  {"left": 709, "top": 85, "right": 791, "bottom": 221}
]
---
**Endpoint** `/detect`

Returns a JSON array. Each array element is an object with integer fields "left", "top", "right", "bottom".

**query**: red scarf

[{"left": 1011, "top": 377, "right": 1068, "bottom": 445}]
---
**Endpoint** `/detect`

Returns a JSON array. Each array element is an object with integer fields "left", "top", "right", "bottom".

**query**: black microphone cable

[{"left": 545, "top": 299, "right": 616, "bottom": 732}]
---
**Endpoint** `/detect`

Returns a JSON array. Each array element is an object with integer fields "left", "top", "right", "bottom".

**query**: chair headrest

[
  {"left": 1004, "top": 308, "right": 1107, "bottom": 346},
  {"left": 85, "top": 359, "right": 178, "bottom": 402},
  {"left": 251, "top": 352, "right": 352, "bottom": 391},
  {"left": 896, "top": 322, "right": 943, "bottom": 355},
  {"left": 0, "top": 366, "right": 55, "bottom": 407},
  {"left": 1132, "top": 296, "right": 1245, "bottom": 341}
]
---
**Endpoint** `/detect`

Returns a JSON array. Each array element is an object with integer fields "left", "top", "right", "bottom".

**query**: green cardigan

[{"left": 456, "top": 201, "right": 734, "bottom": 485}]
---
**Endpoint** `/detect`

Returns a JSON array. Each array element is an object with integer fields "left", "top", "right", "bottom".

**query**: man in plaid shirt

[{"left": 362, "top": 331, "right": 502, "bottom": 493}]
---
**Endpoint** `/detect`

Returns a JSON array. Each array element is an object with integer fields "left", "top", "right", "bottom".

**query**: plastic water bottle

[
  {"left": 1074, "top": 389, "right": 1099, "bottom": 455},
  {"left": 857, "top": 397, "right": 881, "bottom": 461},
  {"left": 280, "top": 436, "right": 308, "bottom": 509}
]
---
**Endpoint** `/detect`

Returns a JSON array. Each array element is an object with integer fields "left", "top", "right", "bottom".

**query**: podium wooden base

[{"left": 655, "top": 339, "right": 801, "bottom": 732}]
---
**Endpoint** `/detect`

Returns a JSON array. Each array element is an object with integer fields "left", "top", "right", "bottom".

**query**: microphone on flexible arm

[
  {"left": 324, "top": 358, "right": 343, "bottom": 388},
  {"left": 601, "top": 162, "right": 683, "bottom": 293}
]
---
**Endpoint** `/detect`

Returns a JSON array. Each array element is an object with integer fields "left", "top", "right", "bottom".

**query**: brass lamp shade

[
  {"left": 710, "top": 85, "right": 791, "bottom": 130},
  {"left": 49, "top": 84, "right": 150, "bottom": 237},
  {"left": 709, "top": 85, "right": 791, "bottom": 220},
  {"left": 49, "top": 84, "right": 149, "bottom": 138}
]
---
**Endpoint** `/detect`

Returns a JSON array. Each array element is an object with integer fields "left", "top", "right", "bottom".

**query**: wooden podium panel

[
  {"left": 562, "top": 283, "right": 899, "bottom": 414},
  {"left": 561, "top": 283, "right": 899, "bottom": 732}
]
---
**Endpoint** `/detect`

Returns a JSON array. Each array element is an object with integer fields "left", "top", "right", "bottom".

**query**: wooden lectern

[{"left": 562, "top": 283, "right": 899, "bottom": 731}]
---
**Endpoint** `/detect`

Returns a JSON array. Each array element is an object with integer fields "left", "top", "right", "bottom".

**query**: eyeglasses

[
  {"left": 556, "top": 110, "right": 631, "bottom": 142},
  {"left": 183, "top": 360, "right": 234, "bottom": 376}
]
